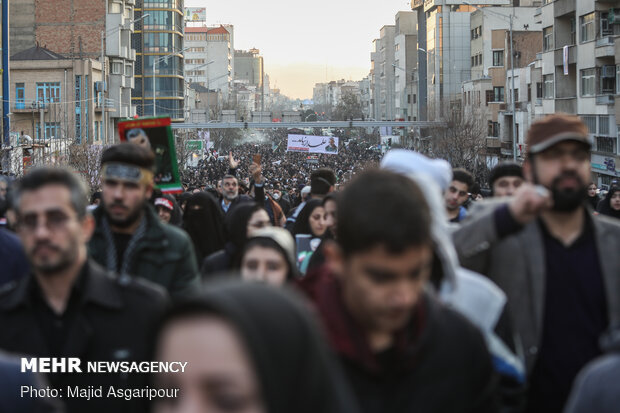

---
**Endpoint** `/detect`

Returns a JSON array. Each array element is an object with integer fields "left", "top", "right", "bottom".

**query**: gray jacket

[{"left": 453, "top": 201, "right": 620, "bottom": 373}]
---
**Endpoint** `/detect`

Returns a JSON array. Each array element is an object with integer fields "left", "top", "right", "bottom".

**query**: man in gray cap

[{"left": 453, "top": 113, "right": 620, "bottom": 413}]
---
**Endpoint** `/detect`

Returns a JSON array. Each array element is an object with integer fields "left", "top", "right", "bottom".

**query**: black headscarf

[
  {"left": 597, "top": 186, "right": 620, "bottom": 219},
  {"left": 153, "top": 280, "right": 360, "bottom": 413},
  {"left": 222, "top": 203, "right": 265, "bottom": 265},
  {"left": 183, "top": 192, "right": 226, "bottom": 263},
  {"left": 292, "top": 198, "right": 323, "bottom": 236}
]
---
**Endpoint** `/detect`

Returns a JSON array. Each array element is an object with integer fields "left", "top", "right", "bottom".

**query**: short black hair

[
  {"left": 12, "top": 167, "right": 89, "bottom": 218},
  {"left": 101, "top": 143, "right": 155, "bottom": 170},
  {"left": 489, "top": 162, "right": 523, "bottom": 189},
  {"left": 337, "top": 169, "right": 431, "bottom": 256},
  {"left": 452, "top": 168, "right": 474, "bottom": 192},
  {"left": 310, "top": 168, "right": 336, "bottom": 195}
]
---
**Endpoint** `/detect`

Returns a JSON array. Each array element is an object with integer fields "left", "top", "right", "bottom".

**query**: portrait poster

[{"left": 118, "top": 117, "right": 182, "bottom": 194}]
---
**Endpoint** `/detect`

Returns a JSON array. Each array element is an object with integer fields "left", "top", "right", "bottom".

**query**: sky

[{"left": 185, "top": 0, "right": 415, "bottom": 99}]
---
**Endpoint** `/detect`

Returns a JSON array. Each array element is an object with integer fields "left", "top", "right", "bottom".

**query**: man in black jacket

[
  {"left": 299, "top": 170, "right": 498, "bottom": 413},
  {"left": 0, "top": 167, "right": 168, "bottom": 413}
]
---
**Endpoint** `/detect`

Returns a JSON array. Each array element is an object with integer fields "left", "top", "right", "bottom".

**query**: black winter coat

[{"left": 0, "top": 261, "right": 168, "bottom": 413}]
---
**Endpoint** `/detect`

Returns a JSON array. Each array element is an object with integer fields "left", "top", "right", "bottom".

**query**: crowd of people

[{"left": 0, "top": 113, "right": 619, "bottom": 413}]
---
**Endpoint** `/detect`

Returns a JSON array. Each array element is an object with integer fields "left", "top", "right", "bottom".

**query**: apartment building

[
  {"left": 538, "top": 0, "right": 619, "bottom": 185},
  {"left": 132, "top": 0, "right": 184, "bottom": 120},
  {"left": 394, "top": 11, "right": 418, "bottom": 121},
  {"left": 10, "top": 0, "right": 139, "bottom": 141}
]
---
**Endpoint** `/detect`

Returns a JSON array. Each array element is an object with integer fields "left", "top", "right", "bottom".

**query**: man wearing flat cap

[
  {"left": 88, "top": 143, "right": 199, "bottom": 299},
  {"left": 453, "top": 113, "right": 620, "bottom": 413}
]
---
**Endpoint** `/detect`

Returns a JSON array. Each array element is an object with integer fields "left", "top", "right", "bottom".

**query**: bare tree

[
  {"left": 426, "top": 104, "right": 490, "bottom": 184},
  {"left": 332, "top": 92, "right": 364, "bottom": 121}
]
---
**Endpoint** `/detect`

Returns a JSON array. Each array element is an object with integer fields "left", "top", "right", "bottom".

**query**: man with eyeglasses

[
  {"left": 444, "top": 168, "right": 474, "bottom": 223},
  {"left": 88, "top": 143, "right": 199, "bottom": 299},
  {"left": 453, "top": 114, "right": 620, "bottom": 412},
  {"left": 0, "top": 167, "right": 167, "bottom": 413}
]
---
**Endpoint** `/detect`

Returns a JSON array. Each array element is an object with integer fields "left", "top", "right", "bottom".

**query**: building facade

[
  {"left": 394, "top": 11, "right": 418, "bottom": 121},
  {"left": 10, "top": 46, "right": 104, "bottom": 144},
  {"left": 538, "top": 0, "right": 619, "bottom": 185},
  {"left": 133, "top": 0, "right": 185, "bottom": 121}
]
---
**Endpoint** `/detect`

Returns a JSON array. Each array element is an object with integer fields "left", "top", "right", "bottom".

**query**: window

[
  {"left": 15, "top": 83, "right": 25, "bottom": 109},
  {"left": 513, "top": 88, "right": 519, "bottom": 103},
  {"left": 600, "top": 66, "right": 616, "bottom": 95},
  {"left": 580, "top": 13, "right": 595, "bottom": 43},
  {"left": 493, "top": 86, "right": 504, "bottom": 102},
  {"left": 536, "top": 82, "right": 543, "bottom": 98},
  {"left": 75, "top": 75, "right": 81, "bottom": 142},
  {"left": 488, "top": 121, "right": 500, "bottom": 137},
  {"left": 617, "top": 65, "right": 620, "bottom": 95},
  {"left": 543, "top": 75, "right": 554, "bottom": 98},
  {"left": 599, "top": 116, "right": 610, "bottom": 136},
  {"left": 528, "top": 84, "right": 532, "bottom": 101},
  {"left": 581, "top": 115, "right": 596, "bottom": 134},
  {"left": 493, "top": 50, "right": 504, "bottom": 66},
  {"left": 580, "top": 68, "right": 596, "bottom": 96},
  {"left": 111, "top": 61, "right": 123, "bottom": 74},
  {"left": 35, "top": 122, "right": 60, "bottom": 140},
  {"left": 485, "top": 90, "right": 493, "bottom": 106},
  {"left": 570, "top": 17, "right": 576, "bottom": 45},
  {"left": 596, "top": 137, "right": 616, "bottom": 154},
  {"left": 543, "top": 27, "right": 554, "bottom": 51},
  {"left": 36, "top": 82, "right": 61, "bottom": 105},
  {"left": 125, "top": 64, "right": 133, "bottom": 77}
]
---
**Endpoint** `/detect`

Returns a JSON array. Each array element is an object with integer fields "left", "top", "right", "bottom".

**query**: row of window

[
  {"left": 185, "top": 59, "right": 206, "bottom": 64},
  {"left": 543, "top": 11, "right": 619, "bottom": 51},
  {"left": 471, "top": 26, "right": 482, "bottom": 40},
  {"left": 539, "top": 65, "right": 619, "bottom": 98},
  {"left": 15, "top": 82, "right": 61, "bottom": 109}
]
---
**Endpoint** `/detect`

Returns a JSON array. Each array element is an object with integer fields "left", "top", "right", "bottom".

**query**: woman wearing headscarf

[
  {"left": 597, "top": 185, "right": 620, "bottom": 219},
  {"left": 151, "top": 280, "right": 360, "bottom": 413},
  {"left": 201, "top": 203, "right": 271, "bottom": 277},
  {"left": 291, "top": 199, "right": 327, "bottom": 238},
  {"left": 239, "top": 227, "right": 299, "bottom": 286},
  {"left": 182, "top": 192, "right": 226, "bottom": 266}
]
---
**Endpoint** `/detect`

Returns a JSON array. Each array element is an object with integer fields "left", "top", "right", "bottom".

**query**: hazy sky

[{"left": 185, "top": 0, "right": 415, "bottom": 99}]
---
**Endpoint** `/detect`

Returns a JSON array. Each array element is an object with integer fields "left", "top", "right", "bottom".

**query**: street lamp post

[{"left": 153, "top": 46, "right": 190, "bottom": 117}]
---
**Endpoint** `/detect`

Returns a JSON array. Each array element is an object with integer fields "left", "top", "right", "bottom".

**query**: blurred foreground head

[{"left": 152, "top": 280, "right": 358, "bottom": 413}]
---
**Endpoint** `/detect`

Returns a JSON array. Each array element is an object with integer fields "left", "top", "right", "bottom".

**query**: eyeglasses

[
  {"left": 448, "top": 186, "right": 470, "bottom": 198},
  {"left": 17, "top": 210, "right": 71, "bottom": 231}
]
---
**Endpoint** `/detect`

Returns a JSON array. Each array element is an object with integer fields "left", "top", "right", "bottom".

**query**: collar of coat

[{"left": 0, "top": 260, "right": 124, "bottom": 311}]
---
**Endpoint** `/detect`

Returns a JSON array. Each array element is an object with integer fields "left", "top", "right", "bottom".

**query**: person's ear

[
  {"left": 81, "top": 214, "right": 95, "bottom": 243},
  {"left": 145, "top": 182, "right": 154, "bottom": 200},
  {"left": 323, "top": 240, "right": 345, "bottom": 280}
]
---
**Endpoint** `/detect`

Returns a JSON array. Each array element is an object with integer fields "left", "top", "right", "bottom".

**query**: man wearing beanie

[
  {"left": 453, "top": 113, "right": 620, "bottom": 412},
  {"left": 88, "top": 143, "right": 199, "bottom": 299},
  {"left": 488, "top": 162, "right": 524, "bottom": 198}
]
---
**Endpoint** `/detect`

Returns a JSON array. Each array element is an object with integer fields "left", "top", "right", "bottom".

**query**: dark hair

[
  {"left": 90, "top": 191, "right": 102, "bottom": 204},
  {"left": 101, "top": 142, "right": 155, "bottom": 170},
  {"left": 293, "top": 199, "right": 323, "bottom": 236},
  {"left": 597, "top": 185, "right": 620, "bottom": 218},
  {"left": 222, "top": 174, "right": 237, "bottom": 182},
  {"left": 337, "top": 169, "right": 431, "bottom": 256},
  {"left": 452, "top": 168, "right": 474, "bottom": 192},
  {"left": 12, "top": 167, "right": 89, "bottom": 219},
  {"left": 489, "top": 162, "right": 523, "bottom": 191},
  {"left": 311, "top": 168, "right": 336, "bottom": 195}
]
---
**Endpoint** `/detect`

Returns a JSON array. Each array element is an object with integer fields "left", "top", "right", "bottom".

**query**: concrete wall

[{"left": 9, "top": 0, "right": 35, "bottom": 55}]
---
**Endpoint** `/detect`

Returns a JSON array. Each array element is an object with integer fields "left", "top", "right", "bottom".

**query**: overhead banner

[{"left": 287, "top": 134, "right": 339, "bottom": 155}]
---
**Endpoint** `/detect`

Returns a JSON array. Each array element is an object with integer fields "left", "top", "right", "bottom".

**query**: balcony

[
  {"left": 596, "top": 95, "right": 615, "bottom": 105},
  {"left": 554, "top": 45, "right": 576, "bottom": 66},
  {"left": 555, "top": 97, "right": 576, "bottom": 113},
  {"left": 486, "top": 137, "right": 501, "bottom": 148},
  {"left": 553, "top": 0, "right": 575, "bottom": 18},
  {"left": 595, "top": 37, "right": 615, "bottom": 58},
  {"left": 13, "top": 102, "right": 48, "bottom": 113}
]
